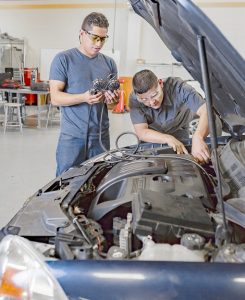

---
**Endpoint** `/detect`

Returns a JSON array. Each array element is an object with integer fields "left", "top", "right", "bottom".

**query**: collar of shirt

[{"left": 162, "top": 87, "right": 172, "bottom": 107}]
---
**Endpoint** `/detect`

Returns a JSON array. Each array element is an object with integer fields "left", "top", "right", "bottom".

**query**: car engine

[{"left": 2, "top": 138, "right": 245, "bottom": 264}]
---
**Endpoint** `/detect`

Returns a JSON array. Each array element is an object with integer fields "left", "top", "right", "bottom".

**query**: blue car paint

[{"left": 47, "top": 260, "right": 245, "bottom": 300}]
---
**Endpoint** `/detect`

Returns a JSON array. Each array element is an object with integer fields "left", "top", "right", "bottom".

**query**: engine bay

[{"left": 2, "top": 138, "right": 245, "bottom": 264}]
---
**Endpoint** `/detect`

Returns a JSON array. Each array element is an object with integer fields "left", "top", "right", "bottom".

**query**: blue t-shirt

[{"left": 49, "top": 48, "right": 118, "bottom": 138}]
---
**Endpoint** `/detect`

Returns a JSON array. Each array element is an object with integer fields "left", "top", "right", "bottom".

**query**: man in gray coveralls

[
  {"left": 129, "top": 69, "right": 216, "bottom": 164},
  {"left": 49, "top": 12, "right": 119, "bottom": 176}
]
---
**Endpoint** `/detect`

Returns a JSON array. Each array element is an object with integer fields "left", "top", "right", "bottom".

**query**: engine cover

[
  {"left": 88, "top": 157, "right": 215, "bottom": 242},
  {"left": 132, "top": 190, "right": 214, "bottom": 241}
]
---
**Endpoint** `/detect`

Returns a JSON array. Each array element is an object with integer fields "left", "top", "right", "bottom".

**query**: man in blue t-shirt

[
  {"left": 49, "top": 12, "right": 119, "bottom": 176},
  {"left": 129, "top": 69, "right": 221, "bottom": 164}
]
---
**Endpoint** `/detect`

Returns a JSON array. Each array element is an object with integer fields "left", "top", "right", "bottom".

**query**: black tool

[{"left": 90, "top": 75, "right": 120, "bottom": 95}]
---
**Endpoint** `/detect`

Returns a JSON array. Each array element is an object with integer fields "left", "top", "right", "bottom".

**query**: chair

[{"left": 3, "top": 102, "right": 24, "bottom": 134}]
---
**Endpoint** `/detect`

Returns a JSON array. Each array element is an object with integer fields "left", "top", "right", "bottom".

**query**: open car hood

[
  {"left": 129, "top": 0, "right": 245, "bottom": 134},
  {"left": 1, "top": 2, "right": 245, "bottom": 300}
]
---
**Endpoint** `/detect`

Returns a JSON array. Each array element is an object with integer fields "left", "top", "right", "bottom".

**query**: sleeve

[
  {"left": 104, "top": 56, "right": 118, "bottom": 79},
  {"left": 176, "top": 78, "right": 205, "bottom": 113},
  {"left": 110, "top": 59, "right": 118, "bottom": 78},
  {"left": 129, "top": 92, "right": 148, "bottom": 124},
  {"left": 49, "top": 53, "right": 67, "bottom": 83}
]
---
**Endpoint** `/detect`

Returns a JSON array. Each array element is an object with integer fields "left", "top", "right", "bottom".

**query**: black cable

[
  {"left": 84, "top": 105, "right": 92, "bottom": 160},
  {"left": 68, "top": 207, "right": 92, "bottom": 246},
  {"left": 99, "top": 102, "right": 109, "bottom": 153},
  {"left": 115, "top": 131, "right": 140, "bottom": 154},
  {"left": 93, "top": 74, "right": 215, "bottom": 188},
  {"left": 97, "top": 101, "right": 215, "bottom": 186},
  {"left": 99, "top": 103, "right": 137, "bottom": 162}
]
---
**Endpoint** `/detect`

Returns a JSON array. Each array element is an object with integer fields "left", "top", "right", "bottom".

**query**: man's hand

[
  {"left": 104, "top": 89, "right": 120, "bottom": 105},
  {"left": 84, "top": 91, "right": 104, "bottom": 105},
  {"left": 134, "top": 123, "right": 189, "bottom": 155},
  {"left": 191, "top": 104, "right": 210, "bottom": 163},
  {"left": 191, "top": 134, "right": 210, "bottom": 163},
  {"left": 165, "top": 135, "right": 189, "bottom": 154}
]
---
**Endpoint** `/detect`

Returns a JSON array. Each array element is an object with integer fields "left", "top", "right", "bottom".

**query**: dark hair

[
  {"left": 82, "top": 12, "right": 109, "bottom": 31},
  {"left": 132, "top": 69, "right": 158, "bottom": 94}
]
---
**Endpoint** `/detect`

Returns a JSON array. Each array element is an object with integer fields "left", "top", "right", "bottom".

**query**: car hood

[{"left": 129, "top": 0, "right": 245, "bottom": 134}]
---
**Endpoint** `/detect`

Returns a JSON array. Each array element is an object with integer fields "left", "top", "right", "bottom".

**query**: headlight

[{"left": 0, "top": 235, "right": 68, "bottom": 300}]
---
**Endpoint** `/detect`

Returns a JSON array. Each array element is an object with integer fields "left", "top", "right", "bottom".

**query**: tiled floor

[{"left": 0, "top": 109, "right": 134, "bottom": 228}]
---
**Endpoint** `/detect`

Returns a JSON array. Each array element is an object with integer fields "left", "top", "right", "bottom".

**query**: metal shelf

[{"left": 0, "top": 33, "right": 25, "bottom": 76}]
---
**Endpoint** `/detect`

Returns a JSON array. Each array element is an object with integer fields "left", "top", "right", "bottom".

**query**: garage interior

[
  {"left": 0, "top": 1, "right": 245, "bottom": 299},
  {"left": 0, "top": 0, "right": 244, "bottom": 228}
]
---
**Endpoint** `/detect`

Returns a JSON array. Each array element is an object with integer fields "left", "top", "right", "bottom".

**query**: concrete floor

[{"left": 0, "top": 110, "right": 135, "bottom": 228}]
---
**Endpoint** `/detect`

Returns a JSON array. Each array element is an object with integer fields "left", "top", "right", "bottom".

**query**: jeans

[{"left": 56, "top": 132, "right": 110, "bottom": 176}]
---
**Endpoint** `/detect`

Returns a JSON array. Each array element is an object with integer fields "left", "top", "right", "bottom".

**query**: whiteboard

[{"left": 40, "top": 48, "right": 63, "bottom": 81}]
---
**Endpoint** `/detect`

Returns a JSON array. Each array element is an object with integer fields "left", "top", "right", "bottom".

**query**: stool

[
  {"left": 46, "top": 102, "right": 60, "bottom": 128},
  {"left": 0, "top": 100, "right": 7, "bottom": 124},
  {"left": 4, "top": 102, "right": 23, "bottom": 134}
]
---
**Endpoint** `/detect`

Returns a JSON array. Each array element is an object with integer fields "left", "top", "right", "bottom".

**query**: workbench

[{"left": 0, "top": 87, "right": 50, "bottom": 128}]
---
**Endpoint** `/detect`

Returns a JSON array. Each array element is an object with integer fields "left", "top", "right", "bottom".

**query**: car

[{"left": 0, "top": 0, "right": 245, "bottom": 299}]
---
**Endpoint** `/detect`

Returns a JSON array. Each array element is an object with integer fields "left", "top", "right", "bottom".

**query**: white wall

[
  {"left": 0, "top": 1, "right": 244, "bottom": 78},
  {"left": 129, "top": 1, "right": 245, "bottom": 77},
  {"left": 138, "top": 2, "right": 245, "bottom": 64},
  {"left": 0, "top": 1, "right": 129, "bottom": 78},
  {"left": 200, "top": 6, "right": 245, "bottom": 58}
]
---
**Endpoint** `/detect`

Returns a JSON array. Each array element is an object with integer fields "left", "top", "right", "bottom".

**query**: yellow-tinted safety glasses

[{"left": 84, "top": 30, "right": 108, "bottom": 44}]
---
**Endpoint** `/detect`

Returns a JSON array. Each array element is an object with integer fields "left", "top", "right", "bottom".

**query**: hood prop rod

[{"left": 197, "top": 35, "right": 230, "bottom": 244}]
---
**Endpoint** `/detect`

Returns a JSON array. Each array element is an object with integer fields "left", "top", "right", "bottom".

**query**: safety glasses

[
  {"left": 84, "top": 30, "right": 108, "bottom": 44},
  {"left": 137, "top": 84, "right": 162, "bottom": 105}
]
